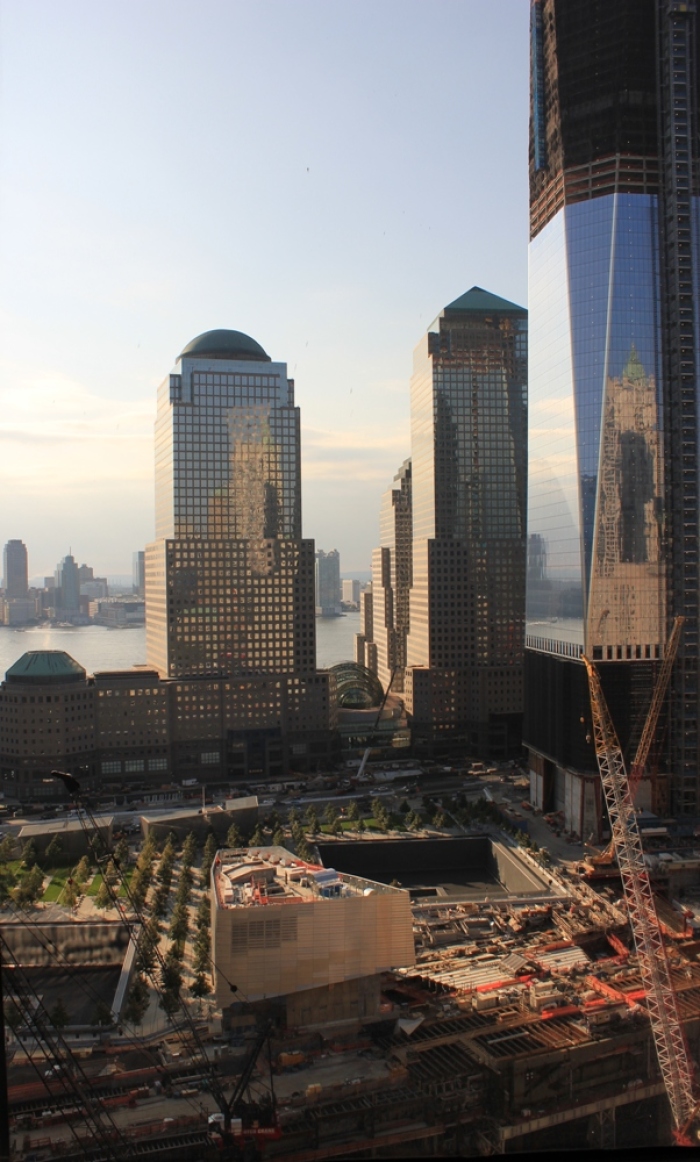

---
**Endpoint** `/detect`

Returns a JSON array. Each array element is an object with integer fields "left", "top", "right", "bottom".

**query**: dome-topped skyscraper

[{"left": 146, "top": 329, "right": 316, "bottom": 681}]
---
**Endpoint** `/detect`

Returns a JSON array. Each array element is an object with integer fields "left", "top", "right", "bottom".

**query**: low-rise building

[
  {"left": 0, "top": 650, "right": 339, "bottom": 803},
  {"left": 211, "top": 845, "right": 415, "bottom": 1024}
]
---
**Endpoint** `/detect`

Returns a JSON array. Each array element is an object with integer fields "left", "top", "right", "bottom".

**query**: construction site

[{"left": 4, "top": 644, "right": 700, "bottom": 1158}]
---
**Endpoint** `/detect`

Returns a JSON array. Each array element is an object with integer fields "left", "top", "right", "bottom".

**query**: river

[{"left": 0, "top": 612, "right": 361, "bottom": 678}]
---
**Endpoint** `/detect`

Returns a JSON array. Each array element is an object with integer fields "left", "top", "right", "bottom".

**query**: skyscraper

[
  {"left": 55, "top": 553, "right": 80, "bottom": 615},
  {"left": 145, "top": 329, "right": 316, "bottom": 678},
  {"left": 363, "top": 460, "right": 412, "bottom": 694},
  {"left": 3, "top": 540, "right": 28, "bottom": 599},
  {"left": 132, "top": 551, "right": 145, "bottom": 597},
  {"left": 405, "top": 288, "right": 528, "bottom": 757},
  {"left": 526, "top": 0, "right": 700, "bottom": 824},
  {"left": 314, "top": 550, "right": 341, "bottom": 617}
]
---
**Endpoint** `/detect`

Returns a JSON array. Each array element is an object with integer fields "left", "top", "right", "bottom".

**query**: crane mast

[
  {"left": 588, "top": 616, "right": 684, "bottom": 868},
  {"left": 582, "top": 655, "right": 696, "bottom": 1134}
]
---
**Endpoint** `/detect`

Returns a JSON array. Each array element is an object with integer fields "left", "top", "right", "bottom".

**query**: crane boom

[
  {"left": 588, "top": 615, "right": 684, "bottom": 867},
  {"left": 582, "top": 655, "right": 696, "bottom": 1132},
  {"left": 629, "top": 615, "right": 685, "bottom": 790}
]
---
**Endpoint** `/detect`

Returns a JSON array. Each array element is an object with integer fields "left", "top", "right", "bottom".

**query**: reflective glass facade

[
  {"left": 146, "top": 334, "right": 316, "bottom": 680},
  {"left": 527, "top": 194, "right": 666, "bottom": 661},
  {"left": 526, "top": 0, "right": 700, "bottom": 816},
  {"left": 406, "top": 290, "right": 527, "bottom": 755}
]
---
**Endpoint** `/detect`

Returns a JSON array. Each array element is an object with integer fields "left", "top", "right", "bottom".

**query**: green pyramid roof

[
  {"left": 6, "top": 650, "right": 86, "bottom": 685},
  {"left": 444, "top": 286, "right": 526, "bottom": 315}
]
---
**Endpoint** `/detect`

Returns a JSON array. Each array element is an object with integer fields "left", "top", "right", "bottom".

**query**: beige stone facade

[{"left": 211, "top": 847, "right": 415, "bottom": 1007}]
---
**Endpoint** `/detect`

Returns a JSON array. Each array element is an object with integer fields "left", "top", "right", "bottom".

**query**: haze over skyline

[{"left": 0, "top": 0, "right": 529, "bottom": 576}]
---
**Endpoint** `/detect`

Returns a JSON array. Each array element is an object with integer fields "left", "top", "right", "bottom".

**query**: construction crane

[
  {"left": 582, "top": 654, "right": 698, "bottom": 1141},
  {"left": 587, "top": 615, "right": 684, "bottom": 868}
]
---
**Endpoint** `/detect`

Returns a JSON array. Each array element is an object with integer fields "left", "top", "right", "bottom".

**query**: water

[{"left": 0, "top": 612, "right": 361, "bottom": 678}]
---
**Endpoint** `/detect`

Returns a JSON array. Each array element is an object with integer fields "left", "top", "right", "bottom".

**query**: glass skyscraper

[
  {"left": 405, "top": 289, "right": 528, "bottom": 757},
  {"left": 526, "top": 0, "right": 700, "bottom": 823},
  {"left": 145, "top": 329, "right": 316, "bottom": 678}
]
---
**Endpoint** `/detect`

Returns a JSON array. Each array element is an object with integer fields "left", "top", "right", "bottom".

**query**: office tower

[
  {"left": 132, "top": 550, "right": 145, "bottom": 597},
  {"left": 55, "top": 553, "right": 80, "bottom": 614},
  {"left": 526, "top": 0, "right": 700, "bottom": 823},
  {"left": 315, "top": 549, "right": 341, "bottom": 617},
  {"left": 342, "top": 579, "right": 361, "bottom": 605},
  {"left": 365, "top": 460, "right": 413, "bottom": 694},
  {"left": 3, "top": 540, "right": 28, "bottom": 598},
  {"left": 145, "top": 329, "right": 316, "bottom": 678},
  {"left": 356, "top": 585, "right": 375, "bottom": 670},
  {"left": 405, "top": 289, "right": 527, "bottom": 757}
]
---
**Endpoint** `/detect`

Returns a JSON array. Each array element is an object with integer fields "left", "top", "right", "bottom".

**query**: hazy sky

[{"left": 0, "top": 0, "right": 529, "bottom": 578}]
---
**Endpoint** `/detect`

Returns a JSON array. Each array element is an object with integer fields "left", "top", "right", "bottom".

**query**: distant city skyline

[{"left": 0, "top": 2, "right": 528, "bottom": 574}]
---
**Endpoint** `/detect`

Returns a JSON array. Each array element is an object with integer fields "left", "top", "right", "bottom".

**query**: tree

[
  {"left": 182, "top": 832, "right": 198, "bottom": 865},
  {"left": 0, "top": 863, "right": 17, "bottom": 902},
  {"left": 170, "top": 904, "right": 189, "bottom": 945},
  {"left": 347, "top": 801, "right": 360, "bottom": 823},
  {"left": 13, "top": 865, "right": 44, "bottom": 906},
  {"left": 399, "top": 800, "right": 410, "bottom": 815},
  {"left": 74, "top": 856, "right": 91, "bottom": 885},
  {"left": 197, "top": 895, "right": 211, "bottom": 930},
  {"left": 432, "top": 810, "right": 446, "bottom": 829},
  {"left": 202, "top": 832, "right": 218, "bottom": 867},
  {"left": 123, "top": 975, "right": 150, "bottom": 1025},
  {"left": 50, "top": 998, "right": 69, "bottom": 1030},
  {"left": 44, "top": 835, "right": 63, "bottom": 866},
  {"left": 288, "top": 807, "right": 299, "bottom": 826},
  {"left": 356, "top": 816, "right": 366, "bottom": 834},
  {"left": 63, "top": 879, "right": 79, "bottom": 908},
  {"left": 226, "top": 822, "right": 242, "bottom": 849},
  {"left": 272, "top": 828, "right": 285, "bottom": 848},
  {"left": 114, "top": 837, "right": 130, "bottom": 868},
  {"left": 190, "top": 972, "right": 211, "bottom": 999},
  {"left": 152, "top": 884, "right": 169, "bottom": 918},
  {"left": 323, "top": 803, "right": 339, "bottom": 827},
  {"left": 304, "top": 806, "right": 318, "bottom": 834},
  {"left": 22, "top": 839, "right": 38, "bottom": 870},
  {"left": 250, "top": 825, "right": 265, "bottom": 847},
  {"left": 92, "top": 1001, "right": 114, "bottom": 1027},
  {"left": 95, "top": 880, "right": 113, "bottom": 910},
  {"left": 0, "top": 834, "right": 16, "bottom": 863},
  {"left": 104, "top": 859, "right": 119, "bottom": 887},
  {"left": 193, "top": 928, "right": 211, "bottom": 974},
  {"left": 136, "top": 922, "right": 158, "bottom": 975}
]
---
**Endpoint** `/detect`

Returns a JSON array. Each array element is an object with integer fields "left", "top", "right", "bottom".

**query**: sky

[{"left": 0, "top": 0, "right": 530, "bottom": 578}]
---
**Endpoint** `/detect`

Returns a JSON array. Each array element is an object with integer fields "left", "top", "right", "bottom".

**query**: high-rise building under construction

[{"left": 525, "top": 0, "right": 700, "bottom": 825}]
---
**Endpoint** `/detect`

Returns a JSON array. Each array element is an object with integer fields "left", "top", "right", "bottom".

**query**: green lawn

[
  {"left": 43, "top": 870, "right": 70, "bottom": 902},
  {"left": 86, "top": 872, "right": 104, "bottom": 896},
  {"left": 117, "top": 867, "right": 134, "bottom": 897}
]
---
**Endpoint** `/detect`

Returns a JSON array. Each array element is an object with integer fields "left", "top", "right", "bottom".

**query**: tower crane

[
  {"left": 582, "top": 654, "right": 698, "bottom": 1141},
  {"left": 588, "top": 615, "right": 684, "bottom": 867}
]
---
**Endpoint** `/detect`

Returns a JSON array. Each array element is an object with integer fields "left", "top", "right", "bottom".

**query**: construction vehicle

[
  {"left": 586, "top": 615, "right": 684, "bottom": 869},
  {"left": 582, "top": 654, "right": 699, "bottom": 1143}
]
